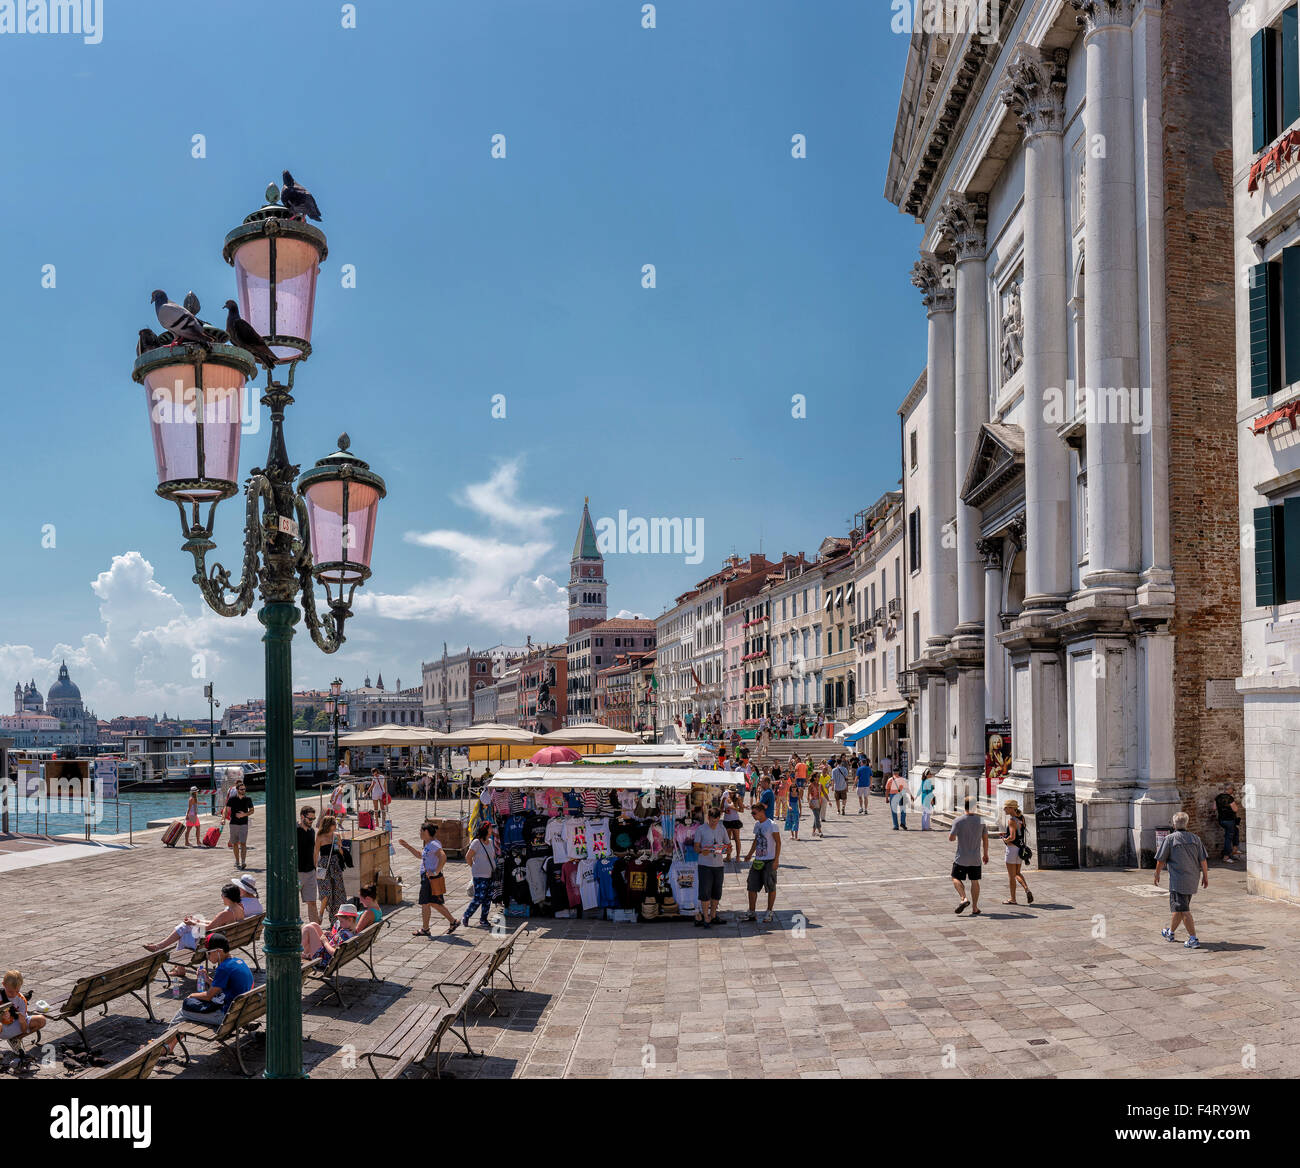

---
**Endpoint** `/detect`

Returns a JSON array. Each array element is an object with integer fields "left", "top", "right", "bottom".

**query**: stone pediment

[{"left": 960, "top": 423, "right": 1025, "bottom": 509}]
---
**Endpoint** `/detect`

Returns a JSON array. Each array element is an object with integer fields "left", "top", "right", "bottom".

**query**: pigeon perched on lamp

[
  {"left": 182, "top": 290, "right": 201, "bottom": 316},
  {"left": 280, "top": 170, "right": 322, "bottom": 221},
  {"left": 150, "top": 290, "right": 209, "bottom": 349},
  {"left": 223, "top": 299, "right": 278, "bottom": 369},
  {"left": 136, "top": 327, "right": 165, "bottom": 357}
]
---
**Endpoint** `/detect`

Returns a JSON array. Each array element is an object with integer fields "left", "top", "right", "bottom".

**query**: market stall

[{"left": 477, "top": 766, "right": 740, "bottom": 923}]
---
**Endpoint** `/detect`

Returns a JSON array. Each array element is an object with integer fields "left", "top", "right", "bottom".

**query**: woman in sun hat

[
  {"left": 1001, "top": 798, "right": 1034, "bottom": 905},
  {"left": 234, "top": 873, "right": 263, "bottom": 916},
  {"left": 184, "top": 786, "right": 201, "bottom": 847}
]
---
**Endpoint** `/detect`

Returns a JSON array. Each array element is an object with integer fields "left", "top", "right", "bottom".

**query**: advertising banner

[
  {"left": 95, "top": 758, "right": 118, "bottom": 800},
  {"left": 984, "top": 723, "right": 1011, "bottom": 797},
  {"left": 1031, "top": 764, "right": 1079, "bottom": 869}
]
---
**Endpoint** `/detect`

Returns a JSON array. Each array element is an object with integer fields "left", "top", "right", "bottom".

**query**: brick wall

[{"left": 1162, "top": 0, "right": 1244, "bottom": 836}]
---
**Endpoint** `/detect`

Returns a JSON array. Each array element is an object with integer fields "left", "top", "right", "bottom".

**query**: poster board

[{"left": 1031, "top": 763, "right": 1079, "bottom": 869}]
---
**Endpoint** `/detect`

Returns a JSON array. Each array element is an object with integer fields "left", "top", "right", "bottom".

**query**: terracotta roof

[{"left": 589, "top": 618, "right": 656, "bottom": 632}]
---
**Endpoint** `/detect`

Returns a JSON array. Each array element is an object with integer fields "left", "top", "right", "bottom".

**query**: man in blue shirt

[
  {"left": 855, "top": 757, "right": 873, "bottom": 815},
  {"left": 164, "top": 933, "right": 254, "bottom": 1055},
  {"left": 755, "top": 776, "right": 776, "bottom": 822}
]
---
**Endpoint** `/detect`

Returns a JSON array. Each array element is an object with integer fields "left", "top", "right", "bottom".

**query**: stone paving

[{"left": 3, "top": 793, "right": 1300, "bottom": 1080}]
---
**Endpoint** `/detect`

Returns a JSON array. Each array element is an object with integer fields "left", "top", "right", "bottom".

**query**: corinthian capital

[
  {"left": 911, "top": 253, "right": 955, "bottom": 314},
  {"left": 937, "top": 193, "right": 989, "bottom": 264},
  {"left": 999, "top": 45, "right": 1069, "bottom": 140},
  {"left": 1071, "top": 0, "right": 1133, "bottom": 33}
]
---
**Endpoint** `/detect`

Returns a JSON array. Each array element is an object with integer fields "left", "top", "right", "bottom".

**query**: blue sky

[{"left": 0, "top": 0, "right": 924, "bottom": 716}]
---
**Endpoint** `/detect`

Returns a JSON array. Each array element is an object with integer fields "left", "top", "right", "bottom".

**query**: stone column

[
  {"left": 1000, "top": 46, "right": 1072, "bottom": 611},
  {"left": 911, "top": 256, "right": 958, "bottom": 650},
  {"left": 979, "top": 538, "right": 1005, "bottom": 721},
  {"left": 1074, "top": 0, "right": 1141, "bottom": 593},
  {"left": 939, "top": 194, "right": 991, "bottom": 640}
]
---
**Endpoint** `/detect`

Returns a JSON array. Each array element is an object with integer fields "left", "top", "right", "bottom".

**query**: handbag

[
  {"left": 427, "top": 872, "right": 447, "bottom": 896},
  {"left": 1012, "top": 817, "right": 1032, "bottom": 863}
]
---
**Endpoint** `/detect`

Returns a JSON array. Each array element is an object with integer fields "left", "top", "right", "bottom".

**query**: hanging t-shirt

[
  {"left": 617, "top": 789, "right": 638, "bottom": 815},
  {"left": 587, "top": 818, "right": 613, "bottom": 858},
  {"left": 624, "top": 859, "right": 653, "bottom": 902},
  {"left": 525, "top": 857, "right": 549, "bottom": 904},
  {"left": 566, "top": 818, "right": 590, "bottom": 860},
  {"left": 564, "top": 791, "right": 582, "bottom": 815},
  {"left": 501, "top": 814, "right": 526, "bottom": 849},
  {"left": 581, "top": 789, "right": 601, "bottom": 815},
  {"left": 540, "top": 788, "right": 565, "bottom": 817},
  {"left": 524, "top": 815, "right": 550, "bottom": 855},
  {"left": 561, "top": 860, "right": 583, "bottom": 908},
  {"left": 492, "top": 789, "right": 511, "bottom": 816},
  {"left": 669, "top": 860, "right": 699, "bottom": 913},
  {"left": 652, "top": 857, "right": 674, "bottom": 903},
  {"left": 545, "top": 816, "right": 570, "bottom": 863},
  {"left": 577, "top": 858, "right": 600, "bottom": 910},
  {"left": 595, "top": 857, "right": 619, "bottom": 907},
  {"left": 504, "top": 848, "right": 531, "bottom": 906},
  {"left": 673, "top": 822, "right": 693, "bottom": 856},
  {"left": 546, "top": 859, "right": 569, "bottom": 907}
]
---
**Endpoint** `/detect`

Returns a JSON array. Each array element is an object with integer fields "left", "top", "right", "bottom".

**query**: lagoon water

[{"left": 4, "top": 785, "right": 321, "bottom": 838}]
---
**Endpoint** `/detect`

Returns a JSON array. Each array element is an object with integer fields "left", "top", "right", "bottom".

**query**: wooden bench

[
  {"left": 302, "top": 919, "right": 385, "bottom": 1009},
  {"left": 166, "top": 985, "right": 266, "bottom": 1077},
  {"left": 47, "top": 950, "right": 172, "bottom": 1052},
  {"left": 362, "top": 983, "right": 482, "bottom": 1080},
  {"left": 76, "top": 1034, "right": 172, "bottom": 1080},
  {"left": 432, "top": 922, "right": 526, "bottom": 1017},
  {"left": 161, "top": 913, "right": 265, "bottom": 988}
]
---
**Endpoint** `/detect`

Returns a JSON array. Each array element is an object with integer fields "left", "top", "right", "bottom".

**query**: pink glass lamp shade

[
  {"left": 223, "top": 191, "right": 328, "bottom": 363},
  {"left": 298, "top": 434, "right": 386, "bottom": 606},
  {"left": 131, "top": 345, "right": 258, "bottom": 507}
]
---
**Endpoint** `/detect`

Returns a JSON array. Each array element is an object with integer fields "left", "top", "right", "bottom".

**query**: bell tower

[{"left": 568, "top": 498, "right": 607, "bottom": 636}]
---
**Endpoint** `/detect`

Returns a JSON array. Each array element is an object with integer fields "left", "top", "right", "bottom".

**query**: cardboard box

[{"left": 376, "top": 874, "right": 403, "bottom": 905}]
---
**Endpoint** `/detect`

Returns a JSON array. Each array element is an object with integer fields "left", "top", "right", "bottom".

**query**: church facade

[
  {"left": 7, "top": 662, "right": 99, "bottom": 746},
  {"left": 887, "top": 0, "right": 1242, "bottom": 865}
]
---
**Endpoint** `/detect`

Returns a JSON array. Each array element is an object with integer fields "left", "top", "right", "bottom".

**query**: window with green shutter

[
  {"left": 1256, "top": 505, "right": 1282, "bottom": 607},
  {"left": 1286, "top": 7, "right": 1300, "bottom": 130},
  {"left": 1255, "top": 27, "right": 1277, "bottom": 152},
  {"left": 1251, "top": 261, "right": 1280, "bottom": 398}
]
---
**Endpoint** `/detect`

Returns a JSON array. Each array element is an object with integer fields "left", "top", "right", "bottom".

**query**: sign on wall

[
  {"left": 984, "top": 723, "right": 1012, "bottom": 798},
  {"left": 1031, "top": 764, "right": 1079, "bottom": 870}
]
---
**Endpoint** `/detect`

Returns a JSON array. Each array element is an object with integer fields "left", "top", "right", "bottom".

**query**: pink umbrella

[{"left": 528, "top": 746, "right": 581, "bottom": 766}]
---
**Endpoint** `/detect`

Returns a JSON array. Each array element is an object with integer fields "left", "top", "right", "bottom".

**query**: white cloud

[
  {"left": 614, "top": 609, "right": 647, "bottom": 620},
  {"left": 356, "top": 463, "right": 569, "bottom": 635},
  {"left": 456, "top": 459, "right": 561, "bottom": 530},
  {"left": 0, "top": 551, "right": 263, "bottom": 716}
]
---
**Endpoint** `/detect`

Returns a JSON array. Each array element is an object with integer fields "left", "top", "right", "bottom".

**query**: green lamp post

[{"left": 131, "top": 181, "right": 386, "bottom": 1079}]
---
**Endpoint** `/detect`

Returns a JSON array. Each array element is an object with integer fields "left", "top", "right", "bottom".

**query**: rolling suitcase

[
  {"left": 202, "top": 825, "right": 222, "bottom": 848},
  {"left": 162, "top": 820, "right": 185, "bottom": 847}
]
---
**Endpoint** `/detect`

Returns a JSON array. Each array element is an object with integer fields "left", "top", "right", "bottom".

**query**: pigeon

[
  {"left": 182, "top": 290, "right": 201, "bottom": 316},
  {"left": 223, "top": 300, "right": 278, "bottom": 369},
  {"left": 151, "top": 290, "right": 209, "bottom": 348},
  {"left": 281, "top": 170, "right": 322, "bottom": 221},
  {"left": 136, "top": 327, "right": 165, "bottom": 356}
]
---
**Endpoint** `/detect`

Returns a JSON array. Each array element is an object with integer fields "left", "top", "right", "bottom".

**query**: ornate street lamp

[
  {"left": 326, "top": 677, "right": 348, "bottom": 779},
  {"left": 131, "top": 179, "right": 385, "bottom": 1079}
]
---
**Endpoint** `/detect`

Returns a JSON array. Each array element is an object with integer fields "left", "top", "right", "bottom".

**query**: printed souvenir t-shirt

[
  {"left": 561, "top": 860, "right": 582, "bottom": 908},
  {"left": 577, "top": 858, "right": 600, "bottom": 910},
  {"left": 693, "top": 823, "right": 728, "bottom": 867},
  {"left": 525, "top": 857, "right": 549, "bottom": 903},
  {"left": 545, "top": 817, "right": 570, "bottom": 863},
  {"left": 595, "top": 857, "right": 618, "bottom": 907},
  {"left": 624, "top": 859, "right": 653, "bottom": 902},
  {"left": 668, "top": 860, "right": 699, "bottom": 912},
  {"left": 950, "top": 814, "right": 987, "bottom": 867},
  {"left": 587, "top": 818, "right": 613, "bottom": 858},
  {"left": 565, "top": 818, "right": 591, "bottom": 859},
  {"left": 211, "top": 957, "right": 254, "bottom": 1014},
  {"left": 751, "top": 819, "right": 776, "bottom": 862}
]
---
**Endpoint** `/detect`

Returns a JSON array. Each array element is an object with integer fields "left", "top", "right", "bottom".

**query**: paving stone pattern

[{"left": 3, "top": 795, "right": 1299, "bottom": 1079}]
